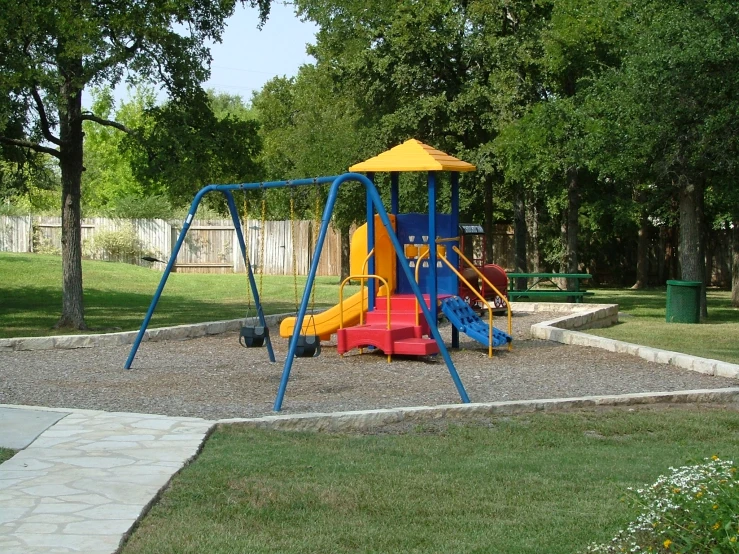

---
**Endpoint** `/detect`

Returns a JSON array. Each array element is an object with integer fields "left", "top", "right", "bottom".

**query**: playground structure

[{"left": 124, "top": 139, "right": 512, "bottom": 412}]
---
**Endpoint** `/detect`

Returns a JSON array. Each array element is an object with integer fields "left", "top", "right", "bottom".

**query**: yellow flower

[
  {"left": 663, "top": 539, "right": 672, "bottom": 549},
  {"left": 712, "top": 455, "right": 720, "bottom": 461},
  {"left": 713, "top": 522, "right": 721, "bottom": 530},
  {"left": 696, "top": 491, "right": 704, "bottom": 498},
  {"left": 731, "top": 467, "right": 737, "bottom": 474},
  {"left": 730, "top": 536, "right": 737, "bottom": 543},
  {"left": 672, "top": 487, "right": 681, "bottom": 493},
  {"left": 713, "top": 504, "right": 719, "bottom": 510}
]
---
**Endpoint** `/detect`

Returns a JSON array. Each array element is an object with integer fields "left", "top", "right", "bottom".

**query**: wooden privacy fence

[
  {"left": 0, "top": 215, "right": 344, "bottom": 276},
  {"left": 0, "top": 215, "right": 32, "bottom": 253}
]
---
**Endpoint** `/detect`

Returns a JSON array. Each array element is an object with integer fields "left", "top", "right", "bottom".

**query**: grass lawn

[
  {"left": 122, "top": 407, "right": 739, "bottom": 554},
  {"left": 2, "top": 252, "right": 738, "bottom": 365},
  {"left": 587, "top": 288, "right": 739, "bottom": 364},
  {"left": 0, "top": 253, "right": 357, "bottom": 338},
  {"left": 0, "top": 448, "right": 14, "bottom": 464}
]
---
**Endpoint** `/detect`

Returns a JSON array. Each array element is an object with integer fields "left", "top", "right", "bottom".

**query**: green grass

[
  {"left": 122, "top": 408, "right": 739, "bottom": 554},
  {"left": 587, "top": 288, "right": 739, "bottom": 364},
  {"left": 3, "top": 253, "right": 738, "bottom": 365},
  {"left": 0, "top": 448, "right": 15, "bottom": 464},
  {"left": 0, "top": 252, "right": 358, "bottom": 338}
]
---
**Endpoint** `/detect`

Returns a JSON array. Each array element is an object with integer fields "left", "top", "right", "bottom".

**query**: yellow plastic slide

[
  {"left": 279, "top": 287, "right": 369, "bottom": 340},
  {"left": 279, "top": 216, "right": 396, "bottom": 340}
]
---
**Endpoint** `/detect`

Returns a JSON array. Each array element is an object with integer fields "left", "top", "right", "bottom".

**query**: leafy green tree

[
  {"left": 587, "top": 0, "right": 739, "bottom": 316},
  {"left": 0, "top": 0, "right": 270, "bottom": 329},
  {"left": 81, "top": 87, "right": 154, "bottom": 215},
  {"left": 123, "top": 88, "right": 263, "bottom": 209},
  {"left": 297, "top": 0, "right": 555, "bottom": 268},
  {"left": 252, "top": 67, "right": 370, "bottom": 278}
]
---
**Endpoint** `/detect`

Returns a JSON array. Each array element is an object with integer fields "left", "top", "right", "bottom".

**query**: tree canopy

[{"left": 0, "top": 0, "right": 271, "bottom": 328}]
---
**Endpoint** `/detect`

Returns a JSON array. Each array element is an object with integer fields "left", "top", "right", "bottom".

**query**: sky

[
  {"left": 85, "top": 3, "right": 318, "bottom": 108},
  {"left": 201, "top": 3, "right": 318, "bottom": 101}
]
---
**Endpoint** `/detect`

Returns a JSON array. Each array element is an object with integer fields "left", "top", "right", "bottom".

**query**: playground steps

[
  {"left": 337, "top": 323, "right": 438, "bottom": 356},
  {"left": 440, "top": 296, "right": 512, "bottom": 348},
  {"left": 337, "top": 293, "right": 442, "bottom": 356}
]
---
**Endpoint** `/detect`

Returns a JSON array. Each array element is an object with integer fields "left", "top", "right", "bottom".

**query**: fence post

[{"left": 232, "top": 225, "right": 239, "bottom": 273}]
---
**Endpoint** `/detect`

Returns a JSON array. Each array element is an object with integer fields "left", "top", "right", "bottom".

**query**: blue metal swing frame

[{"left": 123, "top": 173, "right": 470, "bottom": 412}]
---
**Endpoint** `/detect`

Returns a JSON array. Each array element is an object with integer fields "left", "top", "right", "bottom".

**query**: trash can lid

[{"left": 666, "top": 280, "right": 702, "bottom": 287}]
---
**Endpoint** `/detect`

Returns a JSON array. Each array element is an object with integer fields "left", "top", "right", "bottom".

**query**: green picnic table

[{"left": 505, "top": 272, "right": 594, "bottom": 303}]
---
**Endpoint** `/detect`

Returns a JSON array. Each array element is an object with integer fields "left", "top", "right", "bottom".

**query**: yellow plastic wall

[{"left": 349, "top": 214, "right": 397, "bottom": 290}]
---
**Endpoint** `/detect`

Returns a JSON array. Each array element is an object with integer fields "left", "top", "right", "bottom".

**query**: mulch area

[{"left": 1, "top": 311, "right": 736, "bottom": 420}]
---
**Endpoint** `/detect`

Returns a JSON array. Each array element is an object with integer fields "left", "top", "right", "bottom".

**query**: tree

[
  {"left": 123, "top": 88, "right": 263, "bottom": 208},
  {"left": 81, "top": 87, "right": 154, "bottom": 214},
  {"left": 252, "top": 67, "right": 370, "bottom": 279},
  {"left": 586, "top": 0, "right": 739, "bottom": 317},
  {"left": 297, "top": 0, "right": 555, "bottom": 270},
  {"left": 0, "top": 0, "right": 270, "bottom": 329}
]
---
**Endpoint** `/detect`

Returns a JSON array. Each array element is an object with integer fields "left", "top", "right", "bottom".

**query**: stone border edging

[
  {"left": 216, "top": 387, "right": 739, "bottom": 432},
  {"left": 529, "top": 302, "right": 739, "bottom": 380},
  {"left": 0, "top": 314, "right": 288, "bottom": 352},
  {"left": 0, "top": 302, "right": 595, "bottom": 352},
  {"left": 4, "top": 388, "right": 739, "bottom": 435}
]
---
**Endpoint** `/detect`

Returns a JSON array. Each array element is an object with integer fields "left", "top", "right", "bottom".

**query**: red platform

[{"left": 337, "top": 294, "right": 441, "bottom": 357}]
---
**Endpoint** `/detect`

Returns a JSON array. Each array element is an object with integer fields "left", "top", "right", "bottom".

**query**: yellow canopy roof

[{"left": 349, "top": 139, "right": 476, "bottom": 173}]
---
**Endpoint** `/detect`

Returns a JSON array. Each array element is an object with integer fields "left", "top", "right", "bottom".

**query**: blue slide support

[
  {"left": 274, "top": 173, "right": 470, "bottom": 411},
  {"left": 450, "top": 172, "right": 460, "bottom": 349},
  {"left": 366, "top": 172, "right": 376, "bottom": 312},
  {"left": 427, "top": 172, "right": 438, "bottom": 324}
]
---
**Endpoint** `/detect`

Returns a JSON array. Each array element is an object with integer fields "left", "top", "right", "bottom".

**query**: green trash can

[{"left": 666, "top": 280, "right": 702, "bottom": 323}]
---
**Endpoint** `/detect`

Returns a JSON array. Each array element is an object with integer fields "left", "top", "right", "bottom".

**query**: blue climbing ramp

[{"left": 440, "top": 296, "right": 513, "bottom": 348}]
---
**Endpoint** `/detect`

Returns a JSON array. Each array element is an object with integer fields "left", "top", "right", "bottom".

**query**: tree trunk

[
  {"left": 513, "top": 183, "right": 527, "bottom": 290},
  {"left": 340, "top": 224, "right": 351, "bottom": 282},
  {"left": 565, "top": 168, "right": 580, "bottom": 293},
  {"left": 526, "top": 197, "right": 540, "bottom": 272},
  {"left": 732, "top": 221, "right": 739, "bottom": 308},
  {"left": 632, "top": 192, "right": 649, "bottom": 289},
  {"left": 678, "top": 179, "right": 707, "bottom": 320},
  {"left": 55, "top": 70, "right": 87, "bottom": 330},
  {"left": 483, "top": 174, "right": 494, "bottom": 263}
]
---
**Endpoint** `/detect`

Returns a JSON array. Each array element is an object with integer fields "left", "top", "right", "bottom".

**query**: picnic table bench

[{"left": 506, "top": 272, "right": 594, "bottom": 303}]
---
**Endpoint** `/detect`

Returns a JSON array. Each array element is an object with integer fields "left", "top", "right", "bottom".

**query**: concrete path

[
  {"left": 0, "top": 406, "right": 213, "bottom": 554},
  {"left": 0, "top": 408, "right": 69, "bottom": 450}
]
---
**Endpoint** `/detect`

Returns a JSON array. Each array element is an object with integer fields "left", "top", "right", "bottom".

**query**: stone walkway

[{"left": 0, "top": 407, "right": 212, "bottom": 554}]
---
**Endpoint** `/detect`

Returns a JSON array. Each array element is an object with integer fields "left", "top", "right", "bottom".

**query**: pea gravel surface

[{"left": 1, "top": 312, "right": 736, "bottom": 419}]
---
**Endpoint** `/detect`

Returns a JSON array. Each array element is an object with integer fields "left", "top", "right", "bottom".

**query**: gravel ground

[{"left": 1, "top": 311, "right": 736, "bottom": 420}]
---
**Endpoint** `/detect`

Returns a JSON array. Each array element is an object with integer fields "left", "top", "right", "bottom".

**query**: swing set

[
  {"left": 125, "top": 139, "right": 513, "bottom": 412},
  {"left": 238, "top": 186, "right": 321, "bottom": 357}
]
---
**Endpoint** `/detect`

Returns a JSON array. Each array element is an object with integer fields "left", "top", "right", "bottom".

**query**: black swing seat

[
  {"left": 295, "top": 335, "right": 321, "bottom": 357},
  {"left": 240, "top": 325, "right": 269, "bottom": 348}
]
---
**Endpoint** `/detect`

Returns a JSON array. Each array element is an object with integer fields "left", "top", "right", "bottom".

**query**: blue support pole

[
  {"left": 390, "top": 172, "right": 399, "bottom": 215},
  {"left": 124, "top": 185, "right": 217, "bottom": 369},
  {"left": 366, "top": 172, "right": 376, "bottom": 311},
  {"left": 223, "top": 190, "right": 275, "bottom": 362},
  {"left": 428, "top": 172, "right": 438, "bottom": 324},
  {"left": 273, "top": 173, "right": 470, "bottom": 411},
  {"left": 450, "top": 172, "right": 460, "bottom": 349}
]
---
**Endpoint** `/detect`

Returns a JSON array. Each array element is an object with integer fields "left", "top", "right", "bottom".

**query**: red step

[
  {"left": 338, "top": 324, "right": 432, "bottom": 355},
  {"left": 365, "top": 310, "right": 421, "bottom": 327},
  {"left": 392, "top": 337, "right": 439, "bottom": 356},
  {"left": 376, "top": 294, "right": 431, "bottom": 312}
]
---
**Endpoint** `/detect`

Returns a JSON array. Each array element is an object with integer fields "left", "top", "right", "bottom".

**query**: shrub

[
  {"left": 32, "top": 224, "right": 61, "bottom": 255},
  {"left": 93, "top": 223, "right": 145, "bottom": 263},
  {"left": 586, "top": 457, "right": 739, "bottom": 553}
]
